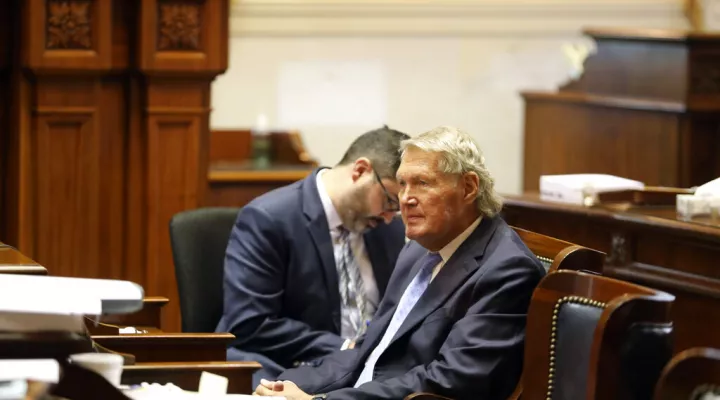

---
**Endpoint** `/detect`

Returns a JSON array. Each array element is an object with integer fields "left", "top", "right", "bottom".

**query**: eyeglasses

[{"left": 373, "top": 170, "right": 400, "bottom": 212}]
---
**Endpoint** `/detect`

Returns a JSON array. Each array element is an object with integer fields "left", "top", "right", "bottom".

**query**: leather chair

[
  {"left": 169, "top": 207, "right": 240, "bottom": 332},
  {"left": 654, "top": 347, "right": 720, "bottom": 400},
  {"left": 511, "top": 226, "right": 605, "bottom": 274},
  {"left": 406, "top": 270, "right": 674, "bottom": 400},
  {"left": 521, "top": 270, "right": 674, "bottom": 400}
]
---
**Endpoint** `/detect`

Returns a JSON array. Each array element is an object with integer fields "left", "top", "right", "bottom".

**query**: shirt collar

[
  {"left": 437, "top": 217, "right": 482, "bottom": 262},
  {"left": 316, "top": 169, "right": 343, "bottom": 232}
]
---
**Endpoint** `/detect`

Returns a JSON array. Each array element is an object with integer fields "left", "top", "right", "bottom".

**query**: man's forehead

[{"left": 397, "top": 157, "right": 437, "bottom": 175}]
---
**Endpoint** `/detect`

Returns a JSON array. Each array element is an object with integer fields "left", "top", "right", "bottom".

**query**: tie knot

[
  {"left": 338, "top": 226, "right": 350, "bottom": 240},
  {"left": 420, "top": 252, "right": 443, "bottom": 273}
]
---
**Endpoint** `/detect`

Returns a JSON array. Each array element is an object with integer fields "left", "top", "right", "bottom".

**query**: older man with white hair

[{"left": 254, "top": 126, "right": 546, "bottom": 400}]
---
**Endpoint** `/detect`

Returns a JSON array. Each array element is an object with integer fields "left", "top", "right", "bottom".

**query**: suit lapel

[
  {"left": 302, "top": 168, "right": 342, "bottom": 332},
  {"left": 387, "top": 217, "right": 499, "bottom": 347}
]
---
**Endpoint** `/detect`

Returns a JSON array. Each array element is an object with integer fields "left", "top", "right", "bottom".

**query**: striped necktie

[{"left": 338, "top": 228, "right": 368, "bottom": 337}]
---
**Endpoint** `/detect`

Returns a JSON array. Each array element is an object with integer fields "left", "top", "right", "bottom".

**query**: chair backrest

[
  {"left": 169, "top": 207, "right": 241, "bottom": 333},
  {"left": 522, "top": 270, "right": 675, "bottom": 400},
  {"left": 512, "top": 226, "right": 606, "bottom": 274},
  {"left": 654, "top": 347, "right": 720, "bottom": 400}
]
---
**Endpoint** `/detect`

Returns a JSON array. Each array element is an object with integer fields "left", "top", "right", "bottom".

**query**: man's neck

[{"left": 426, "top": 209, "right": 482, "bottom": 252}]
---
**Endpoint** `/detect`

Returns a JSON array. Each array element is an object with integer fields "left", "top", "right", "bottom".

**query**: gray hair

[{"left": 400, "top": 126, "right": 503, "bottom": 217}]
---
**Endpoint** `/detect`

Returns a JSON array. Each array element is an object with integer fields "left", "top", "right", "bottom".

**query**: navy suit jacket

[
  {"left": 278, "top": 216, "right": 545, "bottom": 400},
  {"left": 215, "top": 169, "right": 406, "bottom": 369}
]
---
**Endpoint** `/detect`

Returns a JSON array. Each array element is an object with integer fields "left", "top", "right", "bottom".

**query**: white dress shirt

[
  {"left": 354, "top": 217, "right": 481, "bottom": 387},
  {"left": 316, "top": 170, "right": 380, "bottom": 340}
]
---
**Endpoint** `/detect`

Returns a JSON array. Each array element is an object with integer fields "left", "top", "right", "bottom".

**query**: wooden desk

[
  {"left": 502, "top": 193, "right": 720, "bottom": 353},
  {"left": 92, "top": 333, "right": 234, "bottom": 362},
  {"left": 122, "top": 361, "right": 261, "bottom": 394},
  {"left": 206, "top": 162, "right": 313, "bottom": 207},
  {"left": 100, "top": 297, "right": 168, "bottom": 330},
  {"left": 0, "top": 246, "right": 47, "bottom": 275}
]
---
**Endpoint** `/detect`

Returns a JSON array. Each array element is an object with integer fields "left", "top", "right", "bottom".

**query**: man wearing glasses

[{"left": 216, "top": 126, "right": 410, "bottom": 385}]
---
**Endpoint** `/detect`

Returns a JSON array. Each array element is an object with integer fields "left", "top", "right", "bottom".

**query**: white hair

[{"left": 400, "top": 126, "right": 503, "bottom": 217}]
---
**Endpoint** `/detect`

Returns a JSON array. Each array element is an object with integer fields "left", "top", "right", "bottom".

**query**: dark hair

[{"left": 337, "top": 125, "right": 410, "bottom": 179}]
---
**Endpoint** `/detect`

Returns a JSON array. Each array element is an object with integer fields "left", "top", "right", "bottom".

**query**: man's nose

[{"left": 401, "top": 192, "right": 417, "bottom": 207}]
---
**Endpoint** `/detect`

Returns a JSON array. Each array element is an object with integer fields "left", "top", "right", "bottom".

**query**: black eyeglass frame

[{"left": 373, "top": 170, "right": 400, "bottom": 212}]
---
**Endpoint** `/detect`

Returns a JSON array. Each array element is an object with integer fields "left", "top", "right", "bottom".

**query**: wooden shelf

[
  {"left": 208, "top": 168, "right": 313, "bottom": 183},
  {"left": 521, "top": 91, "right": 685, "bottom": 113}
]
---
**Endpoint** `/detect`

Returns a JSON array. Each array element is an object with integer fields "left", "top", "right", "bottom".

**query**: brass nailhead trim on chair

[
  {"left": 546, "top": 296, "right": 607, "bottom": 400},
  {"left": 537, "top": 255, "right": 553, "bottom": 265}
]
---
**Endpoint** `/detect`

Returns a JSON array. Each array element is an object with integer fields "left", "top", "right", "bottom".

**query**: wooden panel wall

[
  {"left": 522, "top": 93, "right": 684, "bottom": 191},
  {"left": 0, "top": 0, "right": 229, "bottom": 332}
]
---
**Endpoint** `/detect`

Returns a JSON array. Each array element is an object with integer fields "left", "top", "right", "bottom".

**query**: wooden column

[
  {"left": 134, "top": 0, "right": 228, "bottom": 330},
  {"left": 0, "top": 0, "right": 228, "bottom": 332}
]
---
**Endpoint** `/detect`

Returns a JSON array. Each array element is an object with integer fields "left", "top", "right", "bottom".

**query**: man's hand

[{"left": 253, "top": 379, "right": 313, "bottom": 400}]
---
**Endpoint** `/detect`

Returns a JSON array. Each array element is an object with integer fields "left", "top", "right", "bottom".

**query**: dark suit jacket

[
  {"left": 278, "top": 216, "right": 545, "bottom": 400},
  {"left": 215, "top": 169, "right": 406, "bottom": 369}
]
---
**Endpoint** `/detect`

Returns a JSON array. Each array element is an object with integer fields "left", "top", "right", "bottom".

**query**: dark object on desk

[
  {"left": 596, "top": 187, "right": 694, "bottom": 208},
  {"left": 53, "top": 363, "right": 131, "bottom": 400},
  {"left": 101, "top": 296, "right": 168, "bottom": 330},
  {"left": 170, "top": 207, "right": 240, "bottom": 332},
  {"left": 522, "top": 28, "right": 720, "bottom": 191},
  {"left": 502, "top": 192, "right": 720, "bottom": 354},
  {"left": 654, "top": 347, "right": 720, "bottom": 400},
  {"left": 92, "top": 333, "right": 234, "bottom": 362},
  {"left": 0, "top": 332, "right": 93, "bottom": 361},
  {"left": 122, "top": 361, "right": 262, "bottom": 394}
]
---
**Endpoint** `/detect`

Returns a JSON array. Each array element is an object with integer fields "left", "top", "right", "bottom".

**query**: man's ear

[
  {"left": 463, "top": 172, "right": 480, "bottom": 204},
  {"left": 351, "top": 157, "right": 372, "bottom": 182}
]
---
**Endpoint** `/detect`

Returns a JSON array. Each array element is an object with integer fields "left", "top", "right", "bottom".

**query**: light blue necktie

[{"left": 355, "top": 252, "right": 443, "bottom": 386}]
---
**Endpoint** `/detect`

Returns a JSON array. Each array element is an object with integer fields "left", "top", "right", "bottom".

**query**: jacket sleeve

[
  {"left": 320, "top": 257, "right": 543, "bottom": 400},
  {"left": 222, "top": 206, "right": 344, "bottom": 367},
  {"left": 277, "top": 346, "right": 362, "bottom": 393}
]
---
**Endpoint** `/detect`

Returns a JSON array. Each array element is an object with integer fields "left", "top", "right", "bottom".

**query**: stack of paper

[
  {"left": 0, "top": 275, "right": 144, "bottom": 333},
  {"left": 539, "top": 174, "right": 645, "bottom": 206},
  {"left": 677, "top": 177, "right": 720, "bottom": 219}
]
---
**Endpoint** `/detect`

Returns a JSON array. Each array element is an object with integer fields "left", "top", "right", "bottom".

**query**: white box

[{"left": 539, "top": 174, "right": 645, "bottom": 206}]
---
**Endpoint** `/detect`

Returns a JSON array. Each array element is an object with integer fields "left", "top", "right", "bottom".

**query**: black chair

[{"left": 169, "top": 207, "right": 240, "bottom": 332}]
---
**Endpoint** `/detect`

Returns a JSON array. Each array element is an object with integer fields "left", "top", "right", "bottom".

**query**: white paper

[
  {"left": 539, "top": 174, "right": 645, "bottom": 205},
  {"left": 694, "top": 177, "right": 720, "bottom": 196},
  {"left": 198, "top": 372, "right": 228, "bottom": 396},
  {"left": 277, "top": 60, "right": 387, "bottom": 127},
  {"left": 0, "top": 275, "right": 144, "bottom": 319},
  {"left": 0, "top": 359, "right": 60, "bottom": 383}
]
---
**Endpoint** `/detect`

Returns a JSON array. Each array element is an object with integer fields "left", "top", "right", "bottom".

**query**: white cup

[{"left": 69, "top": 353, "right": 124, "bottom": 387}]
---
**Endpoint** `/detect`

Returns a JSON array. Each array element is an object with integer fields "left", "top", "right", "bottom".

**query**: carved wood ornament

[
  {"left": 157, "top": 1, "right": 202, "bottom": 51},
  {"left": 46, "top": 0, "right": 92, "bottom": 49}
]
